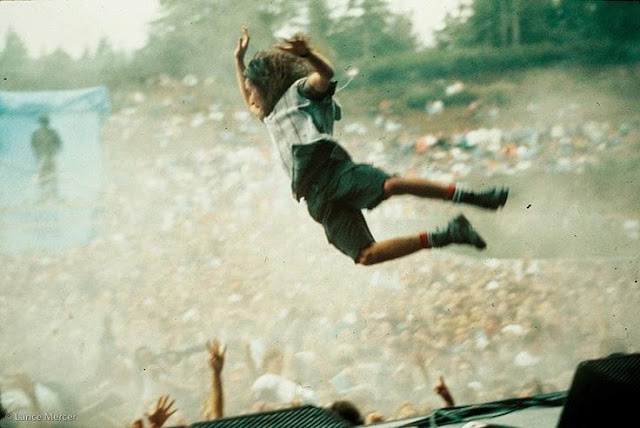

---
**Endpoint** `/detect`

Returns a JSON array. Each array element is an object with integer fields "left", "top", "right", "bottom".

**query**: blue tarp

[{"left": 0, "top": 86, "right": 110, "bottom": 253}]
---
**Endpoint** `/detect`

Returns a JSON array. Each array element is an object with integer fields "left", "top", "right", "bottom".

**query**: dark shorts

[{"left": 304, "top": 160, "right": 390, "bottom": 261}]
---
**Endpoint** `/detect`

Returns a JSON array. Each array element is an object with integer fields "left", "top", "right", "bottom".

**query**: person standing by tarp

[{"left": 31, "top": 114, "right": 62, "bottom": 202}]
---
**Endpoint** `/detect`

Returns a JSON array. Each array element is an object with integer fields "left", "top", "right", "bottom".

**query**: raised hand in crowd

[
  {"left": 202, "top": 339, "right": 226, "bottom": 420},
  {"left": 434, "top": 376, "right": 455, "bottom": 408},
  {"left": 135, "top": 394, "right": 177, "bottom": 428},
  {"left": 208, "top": 339, "right": 226, "bottom": 375}
]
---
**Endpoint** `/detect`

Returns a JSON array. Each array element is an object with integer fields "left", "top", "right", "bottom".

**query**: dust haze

[{"left": 1, "top": 64, "right": 639, "bottom": 426}]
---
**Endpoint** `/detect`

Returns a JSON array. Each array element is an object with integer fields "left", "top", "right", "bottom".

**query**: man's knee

[
  {"left": 356, "top": 244, "right": 376, "bottom": 265},
  {"left": 383, "top": 176, "right": 402, "bottom": 198}
]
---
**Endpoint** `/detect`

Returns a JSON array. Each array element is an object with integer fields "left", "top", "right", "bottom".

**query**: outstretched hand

[
  {"left": 145, "top": 394, "right": 177, "bottom": 428},
  {"left": 207, "top": 339, "right": 227, "bottom": 374},
  {"left": 434, "top": 376, "right": 455, "bottom": 407},
  {"left": 275, "top": 34, "right": 312, "bottom": 57},
  {"left": 235, "top": 26, "right": 250, "bottom": 60}
]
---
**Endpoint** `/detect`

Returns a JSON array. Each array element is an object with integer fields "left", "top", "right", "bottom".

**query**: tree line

[
  {"left": 437, "top": 0, "right": 640, "bottom": 49},
  {"left": 1, "top": 0, "right": 638, "bottom": 95}
]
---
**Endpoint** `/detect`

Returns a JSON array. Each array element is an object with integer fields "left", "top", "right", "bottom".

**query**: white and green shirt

[{"left": 263, "top": 77, "right": 342, "bottom": 179}]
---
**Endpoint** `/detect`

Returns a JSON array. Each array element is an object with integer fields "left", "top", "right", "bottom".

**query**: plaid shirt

[{"left": 263, "top": 77, "right": 342, "bottom": 183}]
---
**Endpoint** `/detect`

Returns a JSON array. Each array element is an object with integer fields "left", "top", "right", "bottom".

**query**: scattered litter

[
  {"left": 426, "top": 100, "right": 444, "bottom": 115},
  {"left": 514, "top": 351, "right": 540, "bottom": 367}
]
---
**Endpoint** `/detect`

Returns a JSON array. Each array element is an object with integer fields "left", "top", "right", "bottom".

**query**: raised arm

[
  {"left": 144, "top": 394, "right": 178, "bottom": 428},
  {"left": 234, "top": 26, "right": 251, "bottom": 110},
  {"left": 203, "top": 339, "right": 226, "bottom": 420},
  {"left": 276, "top": 35, "right": 334, "bottom": 95},
  {"left": 434, "top": 376, "right": 455, "bottom": 408}
]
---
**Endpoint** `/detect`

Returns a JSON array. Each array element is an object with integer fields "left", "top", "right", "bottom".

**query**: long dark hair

[{"left": 244, "top": 49, "right": 311, "bottom": 117}]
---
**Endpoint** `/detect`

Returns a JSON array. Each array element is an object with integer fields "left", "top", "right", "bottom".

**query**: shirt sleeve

[{"left": 297, "top": 78, "right": 338, "bottom": 101}]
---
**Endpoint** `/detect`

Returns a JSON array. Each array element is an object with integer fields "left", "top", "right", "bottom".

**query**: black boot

[
  {"left": 454, "top": 187, "right": 508, "bottom": 210},
  {"left": 429, "top": 214, "right": 487, "bottom": 250}
]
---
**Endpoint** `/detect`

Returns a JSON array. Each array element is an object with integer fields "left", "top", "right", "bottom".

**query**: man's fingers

[
  {"left": 167, "top": 398, "right": 176, "bottom": 410},
  {"left": 160, "top": 394, "right": 172, "bottom": 408},
  {"left": 284, "top": 34, "right": 307, "bottom": 43},
  {"left": 237, "top": 25, "right": 250, "bottom": 51}
]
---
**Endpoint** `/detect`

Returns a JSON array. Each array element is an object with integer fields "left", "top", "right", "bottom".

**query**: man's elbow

[{"left": 324, "top": 67, "right": 335, "bottom": 80}]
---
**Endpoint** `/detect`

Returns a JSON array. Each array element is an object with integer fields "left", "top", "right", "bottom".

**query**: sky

[
  {"left": 0, "top": 0, "right": 161, "bottom": 58},
  {"left": 0, "top": 0, "right": 464, "bottom": 59}
]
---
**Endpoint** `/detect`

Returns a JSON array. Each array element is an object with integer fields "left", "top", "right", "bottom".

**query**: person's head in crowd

[
  {"left": 0, "top": 388, "right": 8, "bottom": 420},
  {"left": 38, "top": 115, "right": 50, "bottom": 126},
  {"left": 327, "top": 399, "right": 364, "bottom": 426},
  {"left": 394, "top": 401, "right": 419, "bottom": 420},
  {"left": 364, "top": 411, "right": 385, "bottom": 424}
]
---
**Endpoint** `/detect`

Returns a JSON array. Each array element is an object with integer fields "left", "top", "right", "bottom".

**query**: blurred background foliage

[{"left": 1, "top": 0, "right": 639, "bottom": 106}]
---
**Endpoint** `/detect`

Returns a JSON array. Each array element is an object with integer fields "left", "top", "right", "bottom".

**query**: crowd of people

[
  {"left": 125, "top": 339, "right": 457, "bottom": 427},
  {"left": 1, "top": 74, "right": 638, "bottom": 427}
]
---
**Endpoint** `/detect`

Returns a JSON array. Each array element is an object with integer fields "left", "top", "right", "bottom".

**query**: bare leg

[
  {"left": 357, "top": 235, "right": 423, "bottom": 265},
  {"left": 356, "top": 215, "right": 487, "bottom": 266},
  {"left": 383, "top": 176, "right": 452, "bottom": 200},
  {"left": 383, "top": 176, "right": 508, "bottom": 210}
]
